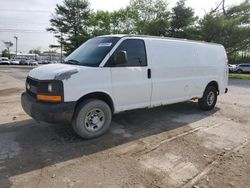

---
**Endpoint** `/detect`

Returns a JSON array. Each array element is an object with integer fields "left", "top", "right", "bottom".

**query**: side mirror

[{"left": 114, "top": 51, "right": 127, "bottom": 65}]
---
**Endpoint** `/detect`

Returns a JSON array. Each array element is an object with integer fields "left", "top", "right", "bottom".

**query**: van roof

[{"left": 98, "top": 34, "right": 223, "bottom": 47}]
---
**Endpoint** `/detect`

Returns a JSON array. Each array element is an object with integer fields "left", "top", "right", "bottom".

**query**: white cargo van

[{"left": 21, "top": 35, "right": 228, "bottom": 139}]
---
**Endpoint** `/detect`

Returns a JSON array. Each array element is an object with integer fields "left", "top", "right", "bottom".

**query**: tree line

[{"left": 47, "top": 0, "right": 250, "bottom": 63}]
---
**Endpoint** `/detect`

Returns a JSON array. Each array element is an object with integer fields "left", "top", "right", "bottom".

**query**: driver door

[{"left": 106, "top": 39, "right": 152, "bottom": 112}]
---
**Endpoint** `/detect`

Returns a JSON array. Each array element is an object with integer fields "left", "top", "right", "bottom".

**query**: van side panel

[
  {"left": 195, "top": 44, "right": 227, "bottom": 94},
  {"left": 148, "top": 38, "right": 227, "bottom": 107},
  {"left": 148, "top": 38, "right": 200, "bottom": 106}
]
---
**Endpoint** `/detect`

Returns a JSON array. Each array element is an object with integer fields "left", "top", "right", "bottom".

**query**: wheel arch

[
  {"left": 75, "top": 91, "right": 115, "bottom": 113},
  {"left": 205, "top": 80, "right": 219, "bottom": 95},
  {"left": 237, "top": 69, "right": 243, "bottom": 73}
]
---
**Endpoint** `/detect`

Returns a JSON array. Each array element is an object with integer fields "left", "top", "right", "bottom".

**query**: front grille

[
  {"left": 26, "top": 77, "right": 38, "bottom": 98},
  {"left": 26, "top": 77, "right": 64, "bottom": 102}
]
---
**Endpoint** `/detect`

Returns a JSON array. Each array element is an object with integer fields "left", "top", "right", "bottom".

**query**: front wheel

[
  {"left": 198, "top": 86, "right": 217, "bottom": 111},
  {"left": 72, "top": 99, "right": 112, "bottom": 139}
]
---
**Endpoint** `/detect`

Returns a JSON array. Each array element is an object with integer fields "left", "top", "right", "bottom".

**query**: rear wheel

[
  {"left": 198, "top": 86, "right": 217, "bottom": 111},
  {"left": 72, "top": 99, "right": 112, "bottom": 139},
  {"left": 237, "top": 69, "right": 243, "bottom": 74}
]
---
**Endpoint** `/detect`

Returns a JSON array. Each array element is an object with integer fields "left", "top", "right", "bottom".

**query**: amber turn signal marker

[{"left": 37, "top": 94, "right": 62, "bottom": 102}]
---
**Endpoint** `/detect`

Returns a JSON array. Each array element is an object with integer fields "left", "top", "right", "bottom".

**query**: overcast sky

[{"left": 0, "top": 0, "right": 243, "bottom": 53}]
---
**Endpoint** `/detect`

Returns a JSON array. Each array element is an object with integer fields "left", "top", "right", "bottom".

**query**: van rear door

[{"left": 107, "top": 39, "right": 152, "bottom": 112}]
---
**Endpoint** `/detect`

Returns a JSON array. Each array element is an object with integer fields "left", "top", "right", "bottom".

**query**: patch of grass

[{"left": 229, "top": 73, "right": 250, "bottom": 80}]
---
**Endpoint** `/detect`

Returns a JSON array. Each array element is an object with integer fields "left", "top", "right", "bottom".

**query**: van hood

[{"left": 29, "top": 64, "right": 82, "bottom": 80}]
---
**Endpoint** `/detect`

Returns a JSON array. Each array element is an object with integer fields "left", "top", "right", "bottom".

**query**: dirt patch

[
  {"left": 194, "top": 143, "right": 250, "bottom": 188},
  {"left": 0, "top": 88, "right": 23, "bottom": 97}
]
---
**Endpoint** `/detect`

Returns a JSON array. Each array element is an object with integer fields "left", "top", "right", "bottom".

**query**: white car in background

[
  {"left": 235, "top": 64, "right": 250, "bottom": 73},
  {"left": 228, "top": 64, "right": 237, "bottom": 73},
  {"left": 10, "top": 59, "right": 20, "bottom": 65},
  {"left": 28, "top": 60, "right": 39, "bottom": 66},
  {"left": 0, "top": 57, "right": 10, "bottom": 65}
]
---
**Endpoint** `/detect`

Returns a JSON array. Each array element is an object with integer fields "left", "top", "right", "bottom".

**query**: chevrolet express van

[{"left": 21, "top": 35, "right": 228, "bottom": 139}]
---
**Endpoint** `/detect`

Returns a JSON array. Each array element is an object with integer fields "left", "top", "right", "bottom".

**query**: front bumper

[{"left": 21, "top": 92, "right": 76, "bottom": 123}]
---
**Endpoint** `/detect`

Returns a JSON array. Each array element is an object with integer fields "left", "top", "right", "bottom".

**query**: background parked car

[
  {"left": 10, "top": 59, "right": 20, "bottom": 65},
  {"left": 38, "top": 60, "right": 49, "bottom": 64},
  {"left": 19, "top": 60, "right": 29, "bottom": 65},
  {"left": 235, "top": 64, "right": 250, "bottom": 73},
  {"left": 28, "top": 60, "right": 38, "bottom": 66},
  {"left": 228, "top": 64, "right": 237, "bottom": 73},
  {"left": 0, "top": 57, "right": 10, "bottom": 65}
]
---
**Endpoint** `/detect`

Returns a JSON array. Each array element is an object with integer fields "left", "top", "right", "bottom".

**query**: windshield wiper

[
  {"left": 65, "top": 59, "right": 80, "bottom": 65},
  {"left": 64, "top": 59, "right": 97, "bottom": 67}
]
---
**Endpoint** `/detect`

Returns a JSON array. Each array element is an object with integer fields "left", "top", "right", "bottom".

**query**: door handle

[{"left": 147, "top": 69, "right": 151, "bottom": 79}]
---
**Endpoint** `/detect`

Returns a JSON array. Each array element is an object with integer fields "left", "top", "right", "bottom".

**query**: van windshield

[{"left": 64, "top": 37, "right": 120, "bottom": 67}]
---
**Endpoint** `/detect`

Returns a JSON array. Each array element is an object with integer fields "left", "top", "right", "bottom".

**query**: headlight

[
  {"left": 36, "top": 80, "right": 63, "bottom": 102},
  {"left": 48, "top": 83, "right": 52, "bottom": 92},
  {"left": 26, "top": 82, "right": 30, "bottom": 90}
]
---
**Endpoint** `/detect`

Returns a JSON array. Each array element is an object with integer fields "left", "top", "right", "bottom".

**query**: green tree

[
  {"left": 89, "top": 7, "right": 138, "bottom": 35},
  {"left": 89, "top": 11, "right": 112, "bottom": 36},
  {"left": 110, "top": 7, "right": 137, "bottom": 34},
  {"left": 170, "top": 0, "right": 198, "bottom": 38},
  {"left": 200, "top": 1, "right": 250, "bottom": 56},
  {"left": 1, "top": 49, "right": 10, "bottom": 58},
  {"left": 47, "top": 0, "right": 91, "bottom": 54},
  {"left": 2, "top": 41, "right": 13, "bottom": 57},
  {"left": 129, "top": 0, "right": 170, "bottom": 36},
  {"left": 29, "top": 48, "right": 41, "bottom": 55}
]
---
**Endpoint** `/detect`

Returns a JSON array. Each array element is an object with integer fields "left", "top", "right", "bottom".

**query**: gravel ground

[{"left": 0, "top": 65, "right": 249, "bottom": 188}]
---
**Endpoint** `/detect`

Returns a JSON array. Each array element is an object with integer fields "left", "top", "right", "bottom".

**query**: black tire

[
  {"left": 198, "top": 86, "right": 217, "bottom": 111},
  {"left": 72, "top": 99, "right": 112, "bottom": 139},
  {"left": 237, "top": 69, "right": 243, "bottom": 74}
]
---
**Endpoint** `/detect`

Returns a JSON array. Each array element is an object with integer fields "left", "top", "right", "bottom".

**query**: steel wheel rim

[
  {"left": 84, "top": 108, "right": 105, "bottom": 132},
  {"left": 207, "top": 91, "right": 215, "bottom": 106}
]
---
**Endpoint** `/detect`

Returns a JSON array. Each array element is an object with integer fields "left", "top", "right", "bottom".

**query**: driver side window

[{"left": 106, "top": 39, "right": 147, "bottom": 67}]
